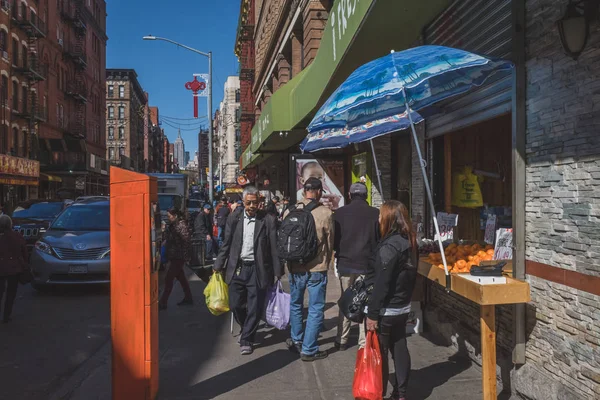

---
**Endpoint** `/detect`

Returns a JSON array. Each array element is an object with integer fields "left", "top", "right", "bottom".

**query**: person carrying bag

[
  {"left": 353, "top": 331, "right": 383, "bottom": 400},
  {"left": 264, "top": 280, "right": 290, "bottom": 330},
  {"left": 365, "top": 200, "right": 418, "bottom": 400}
]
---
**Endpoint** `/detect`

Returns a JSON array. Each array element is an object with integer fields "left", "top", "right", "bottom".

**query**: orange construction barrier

[{"left": 110, "top": 167, "right": 160, "bottom": 400}]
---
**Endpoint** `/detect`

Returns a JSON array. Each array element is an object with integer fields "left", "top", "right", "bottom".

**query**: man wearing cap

[
  {"left": 333, "top": 182, "right": 380, "bottom": 350},
  {"left": 284, "top": 177, "right": 335, "bottom": 361},
  {"left": 194, "top": 203, "right": 217, "bottom": 262}
]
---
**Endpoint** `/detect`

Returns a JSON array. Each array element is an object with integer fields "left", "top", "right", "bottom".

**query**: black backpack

[{"left": 277, "top": 201, "right": 320, "bottom": 264}]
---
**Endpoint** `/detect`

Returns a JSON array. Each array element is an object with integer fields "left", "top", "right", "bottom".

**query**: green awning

[{"left": 242, "top": 0, "right": 452, "bottom": 169}]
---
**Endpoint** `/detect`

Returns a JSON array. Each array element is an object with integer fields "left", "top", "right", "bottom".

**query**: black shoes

[
  {"left": 286, "top": 338, "right": 302, "bottom": 354},
  {"left": 334, "top": 341, "right": 349, "bottom": 351},
  {"left": 177, "top": 298, "right": 193, "bottom": 306},
  {"left": 300, "top": 350, "right": 328, "bottom": 362}
]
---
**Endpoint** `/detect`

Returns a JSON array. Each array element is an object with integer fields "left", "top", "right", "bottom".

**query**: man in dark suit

[{"left": 213, "top": 185, "right": 282, "bottom": 355}]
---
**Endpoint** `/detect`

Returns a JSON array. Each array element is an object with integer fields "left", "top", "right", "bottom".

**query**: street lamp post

[{"left": 143, "top": 35, "right": 214, "bottom": 204}]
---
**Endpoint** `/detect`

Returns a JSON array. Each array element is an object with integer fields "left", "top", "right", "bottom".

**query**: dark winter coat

[
  {"left": 0, "top": 230, "right": 28, "bottom": 277},
  {"left": 366, "top": 233, "right": 417, "bottom": 320}
]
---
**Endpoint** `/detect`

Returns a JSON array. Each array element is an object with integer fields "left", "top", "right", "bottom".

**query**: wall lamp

[{"left": 557, "top": 0, "right": 599, "bottom": 60}]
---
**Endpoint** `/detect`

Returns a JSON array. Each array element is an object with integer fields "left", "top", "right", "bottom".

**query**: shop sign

[
  {"left": 330, "top": 0, "right": 369, "bottom": 62},
  {"left": 435, "top": 212, "right": 458, "bottom": 242},
  {"left": 0, "top": 177, "right": 39, "bottom": 186},
  {"left": 294, "top": 157, "right": 345, "bottom": 211},
  {"left": 493, "top": 228, "right": 513, "bottom": 260},
  {"left": 484, "top": 214, "right": 497, "bottom": 244},
  {"left": 0, "top": 154, "right": 40, "bottom": 178}
]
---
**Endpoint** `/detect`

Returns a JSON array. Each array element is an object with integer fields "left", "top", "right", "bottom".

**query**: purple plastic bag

[{"left": 265, "top": 280, "right": 290, "bottom": 330}]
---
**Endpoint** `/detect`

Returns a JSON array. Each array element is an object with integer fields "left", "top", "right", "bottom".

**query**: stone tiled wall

[
  {"left": 418, "top": 1, "right": 600, "bottom": 398},
  {"left": 514, "top": 0, "right": 600, "bottom": 398}
]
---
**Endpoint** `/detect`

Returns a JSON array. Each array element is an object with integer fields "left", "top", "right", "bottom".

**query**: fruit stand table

[{"left": 418, "top": 261, "right": 530, "bottom": 400}]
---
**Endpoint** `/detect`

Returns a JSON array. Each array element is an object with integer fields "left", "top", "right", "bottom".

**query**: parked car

[
  {"left": 75, "top": 196, "right": 109, "bottom": 202},
  {"left": 30, "top": 199, "right": 110, "bottom": 289},
  {"left": 11, "top": 199, "right": 73, "bottom": 254}
]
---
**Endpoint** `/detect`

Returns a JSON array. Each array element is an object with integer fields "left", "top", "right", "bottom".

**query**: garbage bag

[
  {"left": 204, "top": 272, "right": 230, "bottom": 316},
  {"left": 353, "top": 331, "right": 383, "bottom": 400},
  {"left": 264, "top": 280, "right": 290, "bottom": 330}
]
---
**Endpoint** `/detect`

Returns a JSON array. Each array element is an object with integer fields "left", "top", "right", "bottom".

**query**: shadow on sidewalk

[
  {"left": 408, "top": 352, "right": 472, "bottom": 400},
  {"left": 189, "top": 349, "right": 298, "bottom": 399}
]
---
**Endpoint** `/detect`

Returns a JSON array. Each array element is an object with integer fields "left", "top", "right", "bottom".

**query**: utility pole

[{"left": 207, "top": 52, "right": 214, "bottom": 204}]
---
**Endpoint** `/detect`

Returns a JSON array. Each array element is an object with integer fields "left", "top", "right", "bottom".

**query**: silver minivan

[{"left": 30, "top": 199, "right": 110, "bottom": 290}]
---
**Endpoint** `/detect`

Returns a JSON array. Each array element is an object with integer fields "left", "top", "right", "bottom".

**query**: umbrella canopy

[{"left": 301, "top": 45, "right": 513, "bottom": 152}]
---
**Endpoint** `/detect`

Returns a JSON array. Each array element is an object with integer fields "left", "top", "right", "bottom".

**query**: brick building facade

[
  {"left": 105, "top": 69, "right": 146, "bottom": 172},
  {"left": 0, "top": 0, "right": 107, "bottom": 206}
]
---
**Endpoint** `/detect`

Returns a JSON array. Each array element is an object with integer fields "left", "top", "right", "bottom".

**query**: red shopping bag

[{"left": 353, "top": 331, "right": 383, "bottom": 400}]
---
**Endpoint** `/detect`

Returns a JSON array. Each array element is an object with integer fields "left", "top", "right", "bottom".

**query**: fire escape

[
  {"left": 238, "top": 2, "right": 255, "bottom": 152},
  {"left": 11, "top": 0, "right": 48, "bottom": 157},
  {"left": 61, "top": 0, "right": 88, "bottom": 139}
]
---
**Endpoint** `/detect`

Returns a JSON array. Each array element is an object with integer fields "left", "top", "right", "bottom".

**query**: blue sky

[{"left": 106, "top": 0, "right": 240, "bottom": 155}]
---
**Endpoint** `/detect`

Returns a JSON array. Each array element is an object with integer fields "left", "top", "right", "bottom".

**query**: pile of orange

[{"left": 423, "top": 243, "right": 495, "bottom": 274}]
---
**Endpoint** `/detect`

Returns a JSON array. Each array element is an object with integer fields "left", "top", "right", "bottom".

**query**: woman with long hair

[
  {"left": 0, "top": 215, "right": 29, "bottom": 323},
  {"left": 159, "top": 208, "right": 193, "bottom": 309},
  {"left": 365, "top": 200, "right": 418, "bottom": 400}
]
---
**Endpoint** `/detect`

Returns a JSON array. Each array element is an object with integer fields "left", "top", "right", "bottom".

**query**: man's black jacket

[
  {"left": 333, "top": 198, "right": 380, "bottom": 275},
  {"left": 214, "top": 208, "right": 282, "bottom": 289},
  {"left": 194, "top": 211, "right": 213, "bottom": 237}
]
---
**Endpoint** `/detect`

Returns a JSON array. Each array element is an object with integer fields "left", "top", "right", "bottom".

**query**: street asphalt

[{"left": 1, "top": 267, "right": 489, "bottom": 400}]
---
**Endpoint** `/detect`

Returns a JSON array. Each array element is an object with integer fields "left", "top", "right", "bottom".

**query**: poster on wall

[
  {"left": 295, "top": 158, "right": 345, "bottom": 211},
  {"left": 351, "top": 153, "right": 372, "bottom": 205}
]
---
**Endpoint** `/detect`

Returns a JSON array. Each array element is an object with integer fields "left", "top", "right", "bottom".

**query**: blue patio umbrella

[{"left": 301, "top": 45, "right": 514, "bottom": 279}]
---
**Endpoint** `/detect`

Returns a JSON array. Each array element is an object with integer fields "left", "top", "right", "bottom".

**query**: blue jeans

[
  {"left": 289, "top": 271, "right": 328, "bottom": 356},
  {"left": 218, "top": 226, "right": 225, "bottom": 247}
]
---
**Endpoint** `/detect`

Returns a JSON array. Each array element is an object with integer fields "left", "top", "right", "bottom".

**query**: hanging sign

[
  {"left": 194, "top": 74, "right": 209, "bottom": 97},
  {"left": 435, "top": 212, "right": 459, "bottom": 242},
  {"left": 484, "top": 214, "right": 497, "bottom": 244},
  {"left": 185, "top": 75, "right": 207, "bottom": 118}
]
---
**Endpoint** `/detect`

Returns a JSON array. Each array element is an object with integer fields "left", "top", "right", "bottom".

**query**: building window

[
  {"left": 109, "top": 147, "right": 115, "bottom": 160},
  {"left": 1, "top": 76, "right": 7, "bottom": 106},
  {"left": 118, "top": 106, "right": 124, "bottom": 119},
  {"left": 21, "top": 86, "right": 27, "bottom": 112},
  {"left": 235, "top": 89, "right": 240, "bottom": 102},
  {"left": 59, "top": 104, "right": 64, "bottom": 126},
  {"left": 118, "top": 126, "right": 124, "bottom": 139},
  {"left": 119, "top": 146, "right": 125, "bottom": 156},
  {"left": 12, "top": 127, "right": 18, "bottom": 156},
  {"left": 21, "top": 44, "right": 26, "bottom": 67},
  {"left": 12, "top": 38, "right": 18, "bottom": 66},
  {"left": 12, "top": 80, "right": 18, "bottom": 110},
  {"left": 235, "top": 108, "right": 241, "bottom": 123},
  {"left": 0, "top": 126, "right": 7, "bottom": 155},
  {"left": 118, "top": 85, "right": 124, "bottom": 98},
  {"left": 108, "top": 106, "right": 114, "bottom": 119},
  {"left": 0, "top": 30, "right": 7, "bottom": 53},
  {"left": 108, "top": 126, "right": 114, "bottom": 139},
  {"left": 108, "top": 84, "right": 114, "bottom": 98},
  {"left": 22, "top": 129, "right": 28, "bottom": 157}
]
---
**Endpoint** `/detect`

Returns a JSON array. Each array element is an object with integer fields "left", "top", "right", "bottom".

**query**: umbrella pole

[
  {"left": 404, "top": 102, "right": 451, "bottom": 289},
  {"left": 370, "top": 139, "right": 384, "bottom": 202}
]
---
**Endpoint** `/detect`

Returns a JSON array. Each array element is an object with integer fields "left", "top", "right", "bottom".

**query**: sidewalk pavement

[{"left": 49, "top": 267, "right": 485, "bottom": 400}]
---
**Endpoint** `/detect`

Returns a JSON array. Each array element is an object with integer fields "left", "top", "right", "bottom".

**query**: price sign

[
  {"left": 484, "top": 214, "right": 497, "bottom": 244},
  {"left": 435, "top": 212, "right": 459, "bottom": 242},
  {"left": 493, "top": 228, "right": 513, "bottom": 260}
]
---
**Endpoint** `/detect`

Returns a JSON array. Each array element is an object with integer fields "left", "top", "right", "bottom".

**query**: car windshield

[
  {"left": 50, "top": 205, "right": 109, "bottom": 231},
  {"left": 158, "top": 195, "right": 181, "bottom": 211},
  {"left": 12, "top": 202, "right": 63, "bottom": 219},
  {"left": 188, "top": 200, "right": 202, "bottom": 209}
]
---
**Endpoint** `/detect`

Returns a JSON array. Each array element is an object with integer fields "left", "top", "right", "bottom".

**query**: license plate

[{"left": 69, "top": 264, "right": 88, "bottom": 274}]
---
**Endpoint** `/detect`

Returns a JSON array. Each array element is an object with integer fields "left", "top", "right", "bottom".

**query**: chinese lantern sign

[{"left": 184, "top": 75, "right": 207, "bottom": 118}]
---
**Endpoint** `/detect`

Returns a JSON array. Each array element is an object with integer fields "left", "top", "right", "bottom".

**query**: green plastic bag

[
  {"left": 204, "top": 273, "right": 230, "bottom": 316},
  {"left": 451, "top": 166, "right": 484, "bottom": 208}
]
